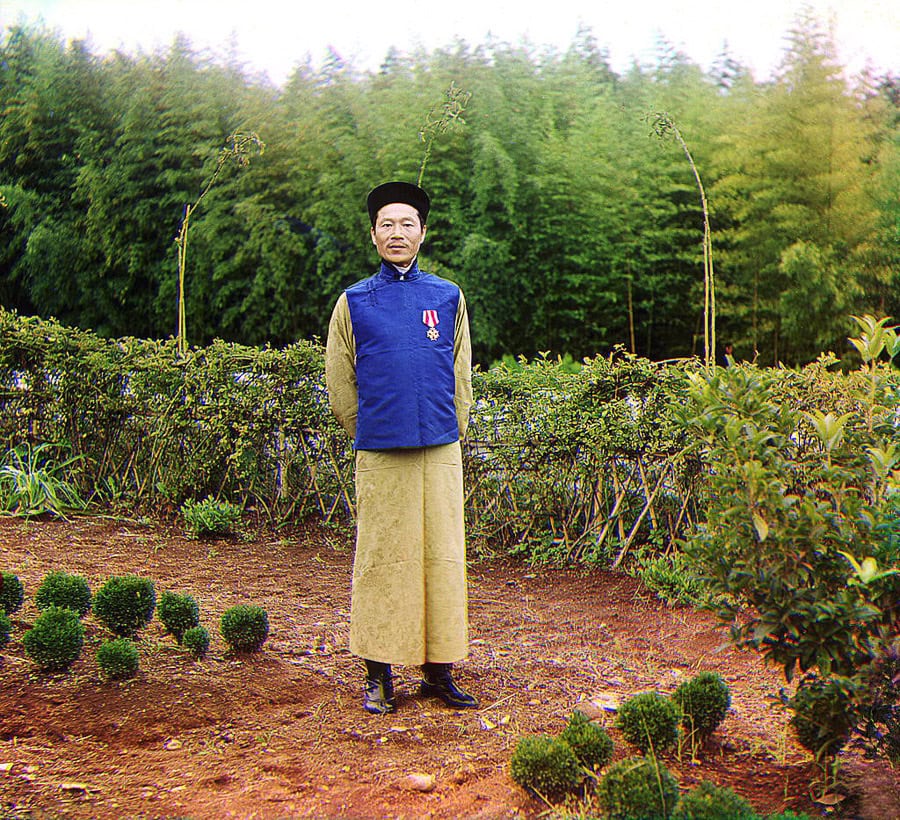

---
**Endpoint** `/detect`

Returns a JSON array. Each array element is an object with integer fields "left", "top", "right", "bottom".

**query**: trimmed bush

[
  {"left": 616, "top": 691, "right": 680, "bottom": 755},
  {"left": 559, "top": 710, "right": 614, "bottom": 771},
  {"left": 672, "top": 779, "right": 756, "bottom": 819},
  {"left": 181, "top": 496, "right": 242, "bottom": 538},
  {"left": 182, "top": 625, "right": 211, "bottom": 659},
  {"left": 597, "top": 756, "right": 680, "bottom": 820},
  {"left": 34, "top": 570, "right": 92, "bottom": 616},
  {"left": 220, "top": 604, "right": 269, "bottom": 652},
  {"left": 673, "top": 672, "right": 731, "bottom": 744},
  {"left": 789, "top": 677, "right": 855, "bottom": 760},
  {"left": 0, "top": 610, "right": 11, "bottom": 648},
  {"left": 93, "top": 575, "right": 157, "bottom": 637},
  {"left": 96, "top": 637, "right": 140, "bottom": 680},
  {"left": 0, "top": 571, "right": 24, "bottom": 614},
  {"left": 22, "top": 605, "right": 84, "bottom": 672},
  {"left": 509, "top": 734, "right": 583, "bottom": 798},
  {"left": 157, "top": 591, "right": 200, "bottom": 644}
]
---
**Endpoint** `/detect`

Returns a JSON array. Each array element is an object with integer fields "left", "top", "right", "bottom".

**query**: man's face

[{"left": 370, "top": 202, "right": 427, "bottom": 268}]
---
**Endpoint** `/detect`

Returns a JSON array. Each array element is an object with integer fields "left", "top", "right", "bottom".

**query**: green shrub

[
  {"left": 34, "top": 570, "right": 92, "bottom": 616},
  {"left": 96, "top": 637, "right": 140, "bottom": 680},
  {"left": 788, "top": 677, "right": 855, "bottom": 761},
  {"left": 597, "top": 756, "right": 680, "bottom": 820},
  {"left": 631, "top": 550, "right": 709, "bottom": 608},
  {"left": 509, "top": 734, "right": 584, "bottom": 798},
  {"left": 679, "top": 340, "right": 900, "bottom": 752},
  {"left": 673, "top": 672, "right": 731, "bottom": 746},
  {"left": 0, "top": 610, "right": 11, "bottom": 648},
  {"left": 93, "top": 575, "right": 157, "bottom": 637},
  {"left": 672, "top": 780, "right": 756, "bottom": 819},
  {"left": 0, "top": 571, "right": 24, "bottom": 614},
  {"left": 616, "top": 691, "right": 680, "bottom": 755},
  {"left": 764, "top": 813, "right": 813, "bottom": 820},
  {"left": 181, "top": 496, "right": 242, "bottom": 538},
  {"left": 559, "top": 710, "right": 614, "bottom": 771},
  {"left": 157, "top": 591, "right": 200, "bottom": 644},
  {"left": 22, "top": 605, "right": 84, "bottom": 672},
  {"left": 220, "top": 604, "right": 269, "bottom": 652},
  {"left": 182, "top": 625, "right": 211, "bottom": 659}
]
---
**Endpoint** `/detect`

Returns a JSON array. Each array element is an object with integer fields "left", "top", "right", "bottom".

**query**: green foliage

[
  {"left": 787, "top": 676, "right": 856, "bottom": 761},
  {"left": 0, "top": 571, "right": 24, "bottom": 614},
  {"left": 856, "top": 641, "right": 900, "bottom": 763},
  {"left": 220, "top": 604, "right": 269, "bottom": 653},
  {"left": 764, "top": 813, "right": 813, "bottom": 820},
  {"left": 96, "top": 637, "right": 140, "bottom": 680},
  {"left": 93, "top": 575, "right": 157, "bottom": 638},
  {"left": 34, "top": 570, "right": 92, "bottom": 616},
  {"left": 509, "top": 734, "right": 584, "bottom": 798},
  {"left": 1, "top": 17, "right": 894, "bottom": 366},
  {"left": 671, "top": 780, "right": 756, "bottom": 819},
  {"left": 182, "top": 625, "right": 211, "bottom": 659},
  {"left": 468, "top": 350, "right": 697, "bottom": 562},
  {"left": 559, "top": 710, "right": 614, "bottom": 771},
  {"left": 0, "top": 442, "right": 85, "bottom": 517},
  {"left": 679, "top": 339, "right": 899, "bottom": 758},
  {"left": 596, "top": 757, "right": 680, "bottom": 820},
  {"left": 629, "top": 549, "right": 709, "bottom": 607},
  {"left": 181, "top": 496, "right": 242, "bottom": 538},
  {"left": 22, "top": 605, "right": 84, "bottom": 672},
  {"left": 672, "top": 672, "right": 731, "bottom": 747},
  {"left": 616, "top": 692, "right": 680, "bottom": 755},
  {"left": 0, "top": 610, "right": 11, "bottom": 649},
  {"left": 0, "top": 311, "right": 334, "bottom": 516},
  {"left": 157, "top": 591, "right": 200, "bottom": 643}
]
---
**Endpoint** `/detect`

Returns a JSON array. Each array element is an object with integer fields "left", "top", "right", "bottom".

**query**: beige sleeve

[
  {"left": 454, "top": 289, "right": 473, "bottom": 439},
  {"left": 324, "top": 292, "right": 358, "bottom": 439}
]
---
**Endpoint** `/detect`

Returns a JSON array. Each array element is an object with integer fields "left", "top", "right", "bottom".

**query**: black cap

[{"left": 366, "top": 181, "right": 430, "bottom": 226}]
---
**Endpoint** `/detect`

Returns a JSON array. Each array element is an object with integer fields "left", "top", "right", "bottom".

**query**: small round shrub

[
  {"left": 616, "top": 691, "right": 680, "bottom": 755},
  {"left": 157, "top": 591, "right": 200, "bottom": 643},
  {"left": 789, "top": 677, "right": 854, "bottom": 760},
  {"left": 22, "top": 605, "right": 84, "bottom": 672},
  {"left": 672, "top": 672, "right": 731, "bottom": 742},
  {"left": 509, "top": 734, "right": 584, "bottom": 798},
  {"left": 597, "top": 756, "right": 680, "bottom": 820},
  {"left": 672, "top": 779, "right": 756, "bottom": 819},
  {"left": 182, "top": 624, "right": 210, "bottom": 659},
  {"left": 96, "top": 637, "right": 140, "bottom": 680},
  {"left": 559, "top": 710, "right": 614, "bottom": 771},
  {"left": 0, "top": 571, "right": 24, "bottom": 614},
  {"left": 35, "top": 570, "right": 92, "bottom": 616},
  {"left": 220, "top": 604, "right": 269, "bottom": 652},
  {"left": 93, "top": 575, "right": 156, "bottom": 637},
  {"left": 0, "top": 611, "right": 11, "bottom": 649}
]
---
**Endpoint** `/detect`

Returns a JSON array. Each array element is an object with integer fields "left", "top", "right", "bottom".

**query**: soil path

[{"left": 0, "top": 517, "right": 897, "bottom": 818}]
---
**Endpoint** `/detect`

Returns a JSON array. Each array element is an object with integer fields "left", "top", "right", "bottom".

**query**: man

[{"left": 325, "top": 181, "right": 478, "bottom": 715}]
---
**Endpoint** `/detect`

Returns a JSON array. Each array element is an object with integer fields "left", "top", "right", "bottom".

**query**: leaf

[{"left": 752, "top": 512, "right": 769, "bottom": 542}]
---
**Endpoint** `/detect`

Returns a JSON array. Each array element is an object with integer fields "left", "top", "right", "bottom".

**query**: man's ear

[{"left": 370, "top": 227, "right": 377, "bottom": 246}]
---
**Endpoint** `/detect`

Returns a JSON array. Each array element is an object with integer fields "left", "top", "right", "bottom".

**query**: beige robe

[{"left": 325, "top": 289, "right": 473, "bottom": 665}]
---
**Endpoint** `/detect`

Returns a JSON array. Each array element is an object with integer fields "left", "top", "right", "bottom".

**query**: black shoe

[
  {"left": 420, "top": 663, "right": 479, "bottom": 709},
  {"left": 363, "top": 660, "right": 396, "bottom": 715}
]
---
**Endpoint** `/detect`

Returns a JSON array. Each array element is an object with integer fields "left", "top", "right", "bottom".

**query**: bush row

[
  {"left": 509, "top": 676, "right": 806, "bottom": 819},
  {"left": 1, "top": 569, "right": 269, "bottom": 676}
]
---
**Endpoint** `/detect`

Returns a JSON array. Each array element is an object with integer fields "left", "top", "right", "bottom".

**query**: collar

[{"left": 379, "top": 259, "right": 421, "bottom": 281}]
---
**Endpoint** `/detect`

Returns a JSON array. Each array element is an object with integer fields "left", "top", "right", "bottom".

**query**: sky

[{"left": 1, "top": 0, "right": 897, "bottom": 85}]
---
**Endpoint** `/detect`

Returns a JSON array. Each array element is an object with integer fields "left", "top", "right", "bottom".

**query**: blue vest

[{"left": 346, "top": 262, "right": 460, "bottom": 450}]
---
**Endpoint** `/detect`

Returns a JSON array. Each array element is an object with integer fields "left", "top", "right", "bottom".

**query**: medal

[{"left": 423, "top": 309, "right": 440, "bottom": 340}]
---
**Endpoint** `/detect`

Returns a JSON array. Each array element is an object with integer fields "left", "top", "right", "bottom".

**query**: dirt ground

[{"left": 0, "top": 515, "right": 897, "bottom": 819}]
